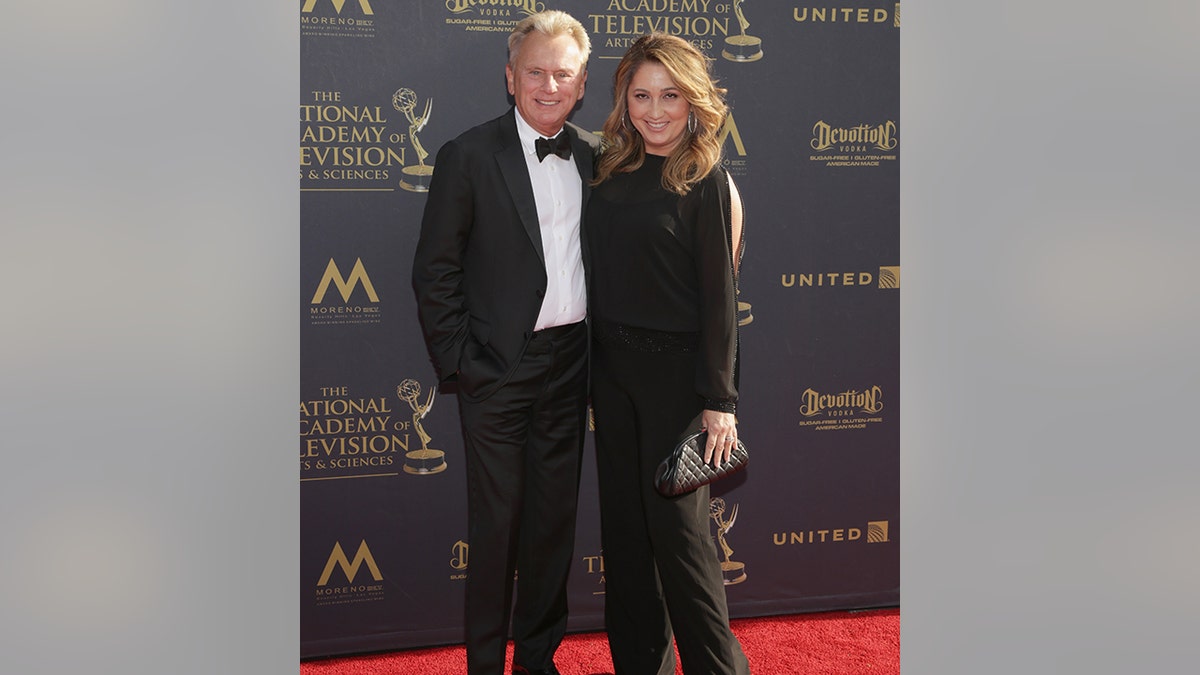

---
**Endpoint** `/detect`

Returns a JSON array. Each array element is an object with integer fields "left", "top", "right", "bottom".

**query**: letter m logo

[
  {"left": 312, "top": 258, "right": 380, "bottom": 303},
  {"left": 301, "top": 0, "right": 374, "bottom": 14},
  {"left": 318, "top": 540, "right": 383, "bottom": 585},
  {"left": 718, "top": 113, "right": 747, "bottom": 156}
]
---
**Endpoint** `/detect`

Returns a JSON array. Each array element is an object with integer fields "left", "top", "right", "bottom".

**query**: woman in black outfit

[{"left": 586, "top": 33, "right": 750, "bottom": 675}]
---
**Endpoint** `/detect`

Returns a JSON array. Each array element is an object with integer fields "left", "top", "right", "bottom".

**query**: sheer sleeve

[{"left": 684, "top": 169, "right": 741, "bottom": 413}]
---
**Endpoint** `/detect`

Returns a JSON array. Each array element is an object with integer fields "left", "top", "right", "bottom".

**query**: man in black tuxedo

[{"left": 411, "top": 10, "right": 599, "bottom": 675}]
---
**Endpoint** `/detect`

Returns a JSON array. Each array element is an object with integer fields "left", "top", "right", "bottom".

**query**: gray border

[
  {"left": 0, "top": 3, "right": 298, "bottom": 673},
  {"left": 903, "top": 1, "right": 1200, "bottom": 672}
]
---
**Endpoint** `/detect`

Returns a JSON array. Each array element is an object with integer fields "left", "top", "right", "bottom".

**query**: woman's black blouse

[{"left": 586, "top": 154, "right": 740, "bottom": 413}]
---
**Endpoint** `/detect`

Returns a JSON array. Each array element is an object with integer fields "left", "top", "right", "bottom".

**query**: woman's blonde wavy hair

[{"left": 593, "top": 34, "right": 728, "bottom": 195}]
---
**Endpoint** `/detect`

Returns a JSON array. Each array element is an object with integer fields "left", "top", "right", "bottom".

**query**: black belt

[{"left": 531, "top": 320, "right": 585, "bottom": 340}]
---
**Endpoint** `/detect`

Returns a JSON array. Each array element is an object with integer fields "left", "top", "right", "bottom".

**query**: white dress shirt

[{"left": 513, "top": 111, "right": 587, "bottom": 331}]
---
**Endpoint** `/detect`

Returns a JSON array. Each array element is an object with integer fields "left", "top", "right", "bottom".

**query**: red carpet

[{"left": 301, "top": 608, "right": 899, "bottom": 674}]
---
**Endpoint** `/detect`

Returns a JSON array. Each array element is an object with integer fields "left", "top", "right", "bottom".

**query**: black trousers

[
  {"left": 591, "top": 340, "right": 750, "bottom": 675},
  {"left": 457, "top": 321, "right": 588, "bottom": 675}
]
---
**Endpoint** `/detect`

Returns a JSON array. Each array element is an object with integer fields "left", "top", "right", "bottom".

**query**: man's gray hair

[{"left": 508, "top": 10, "right": 591, "bottom": 68}]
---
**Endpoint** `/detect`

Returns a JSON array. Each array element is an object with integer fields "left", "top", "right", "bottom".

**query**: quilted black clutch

[{"left": 654, "top": 430, "right": 748, "bottom": 497}]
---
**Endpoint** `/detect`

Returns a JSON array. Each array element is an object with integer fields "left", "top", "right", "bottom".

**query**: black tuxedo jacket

[{"left": 413, "top": 108, "right": 601, "bottom": 402}]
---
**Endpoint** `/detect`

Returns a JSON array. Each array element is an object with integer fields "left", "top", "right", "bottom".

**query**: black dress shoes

[{"left": 512, "top": 666, "right": 561, "bottom": 675}]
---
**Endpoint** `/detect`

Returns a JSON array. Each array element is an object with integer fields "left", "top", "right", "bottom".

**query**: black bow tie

[{"left": 535, "top": 131, "right": 572, "bottom": 162}]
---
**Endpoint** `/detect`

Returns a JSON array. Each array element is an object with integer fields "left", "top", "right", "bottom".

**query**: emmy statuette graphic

[
  {"left": 710, "top": 498, "right": 747, "bottom": 585},
  {"left": 738, "top": 287, "right": 753, "bottom": 327},
  {"left": 722, "top": 0, "right": 764, "bottom": 63},
  {"left": 738, "top": 300, "right": 754, "bottom": 326},
  {"left": 397, "top": 379, "right": 446, "bottom": 475},
  {"left": 393, "top": 87, "right": 435, "bottom": 192}
]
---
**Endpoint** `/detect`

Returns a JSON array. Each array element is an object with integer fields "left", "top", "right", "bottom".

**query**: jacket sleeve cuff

[{"left": 704, "top": 399, "right": 738, "bottom": 414}]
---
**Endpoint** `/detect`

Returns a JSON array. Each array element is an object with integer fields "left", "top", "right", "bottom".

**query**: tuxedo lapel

[
  {"left": 566, "top": 124, "right": 594, "bottom": 282},
  {"left": 568, "top": 124, "right": 594, "bottom": 190},
  {"left": 494, "top": 110, "right": 545, "bottom": 265}
]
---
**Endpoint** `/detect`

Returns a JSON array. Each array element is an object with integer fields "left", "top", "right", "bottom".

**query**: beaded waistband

[{"left": 593, "top": 318, "right": 700, "bottom": 353}]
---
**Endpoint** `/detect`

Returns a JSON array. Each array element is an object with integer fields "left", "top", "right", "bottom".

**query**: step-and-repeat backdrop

[{"left": 300, "top": 0, "right": 898, "bottom": 658}]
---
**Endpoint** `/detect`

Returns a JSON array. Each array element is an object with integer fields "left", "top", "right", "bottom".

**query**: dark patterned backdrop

[{"left": 300, "top": 0, "right": 898, "bottom": 658}]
